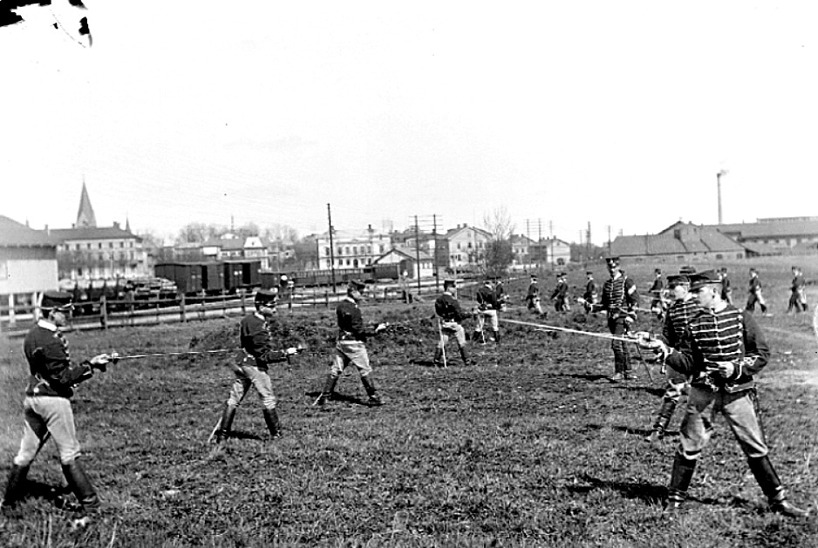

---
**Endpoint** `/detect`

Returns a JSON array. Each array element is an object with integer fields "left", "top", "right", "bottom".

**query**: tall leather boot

[
  {"left": 433, "top": 348, "right": 444, "bottom": 367},
  {"left": 493, "top": 330, "right": 501, "bottom": 345},
  {"left": 215, "top": 404, "right": 237, "bottom": 443},
  {"left": 61, "top": 460, "right": 100, "bottom": 514},
  {"left": 314, "top": 374, "right": 339, "bottom": 406},
  {"left": 263, "top": 408, "right": 281, "bottom": 440},
  {"left": 360, "top": 375, "right": 382, "bottom": 406},
  {"left": 2, "top": 464, "right": 30, "bottom": 510},
  {"left": 665, "top": 453, "right": 696, "bottom": 511},
  {"left": 748, "top": 456, "right": 809, "bottom": 518},
  {"left": 647, "top": 400, "right": 677, "bottom": 443},
  {"left": 459, "top": 346, "right": 472, "bottom": 367}
]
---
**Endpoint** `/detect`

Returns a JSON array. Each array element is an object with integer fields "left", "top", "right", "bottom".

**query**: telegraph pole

[
  {"left": 414, "top": 215, "right": 422, "bottom": 294},
  {"left": 549, "top": 220, "right": 554, "bottom": 271},
  {"left": 717, "top": 170, "right": 728, "bottom": 224},
  {"left": 327, "top": 203, "right": 337, "bottom": 292},
  {"left": 432, "top": 214, "right": 440, "bottom": 291}
]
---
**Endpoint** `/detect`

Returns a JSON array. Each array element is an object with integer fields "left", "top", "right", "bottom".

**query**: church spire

[{"left": 76, "top": 179, "right": 97, "bottom": 228}]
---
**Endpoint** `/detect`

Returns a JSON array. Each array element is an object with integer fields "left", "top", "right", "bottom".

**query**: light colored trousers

[
  {"left": 14, "top": 396, "right": 81, "bottom": 466},
  {"left": 331, "top": 340, "right": 373, "bottom": 377},
  {"left": 227, "top": 364, "right": 277, "bottom": 410}
]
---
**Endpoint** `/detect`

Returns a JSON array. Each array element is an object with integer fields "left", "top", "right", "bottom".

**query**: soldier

[
  {"left": 524, "top": 274, "right": 545, "bottom": 316},
  {"left": 474, "top": 279, "right": 502, "bottom": 344},
  {"left": 214, "top": 289, "right": 300, "bottom": 443},
  {"left": 589, "top": 257, "right": 639, "bottom": 382},
  {"left": 649, "top": 268, "right": 667, "bottom": 321},
  {"left": 2, "top": 292, "right": 113, "bottom": 523},
  {"left": 314, "top": 280, "right": 387, "bottom": 407},
  {"left": 787, "top": 266, "right": 807, "bottom": 313},
  {"left": 643, "top": 273, "right": 699, "bottom": 443},
  {"left": 746, "top": 268, "right": 768, "bottom": 314},
  {"left": 719, "top": 267, "right": 733, "bottom": 305},
  {"left": 494, "top": 279, "right": 509, "bottom": 311},
  {"left": 582, "top": 271, "right": 598, "bottom": 313},
  {"left": 433, "top": 279, "right": 472, "bottom": 366},
  {"left": 550, "top": 272, "right": 571, "bottom": 312},
  {"left": 652, "top": 270, "right": 807, "bottom": 517}
]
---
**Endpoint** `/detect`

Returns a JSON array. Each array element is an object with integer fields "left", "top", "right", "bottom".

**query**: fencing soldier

[
  {"left": 314, "top": 280, "right": 387, "bottom": 407},
  {"left": 213, "top": 289, "right": 299, "bottom": 443},
  {"left": 649, "top": 268, "right": 667, "bottom": 320},
  {"left": 582, "top": 271, "right": 598, "bottom": 313},
  {"left": 494, "top": 279, "right": 509, "bottom": 311},
  {"left": 652, "top": 271, "right": 807, "bottom": 517},
  {"left": 719, "top": 267, "right": 733, "bottom": 305},
  {"left": 550, "top": 272, "right": 571, "bottom": 312},
  {"left": 2, "top": 292, "right": 113, "bottom": 523},
  {"left": 746, "top": 268, "right": 768, "bottom": 314},
  {"left": 643, "top": 273, "right": 699, "bottom": 443},
  {"left": 524, "top": 274, "right": 545, "bottom": 316},
  {"left": 589, "top": 257, "right": 639, "bottom": 382},
  {"left": 433, "top": 279, "right": 472, "bottom": 366},
  {"left": 474, "top": 279, "right": 502, "bottom": 344},
  {"left": 787, "top": 266, "right": 807, "bottom": 313}
]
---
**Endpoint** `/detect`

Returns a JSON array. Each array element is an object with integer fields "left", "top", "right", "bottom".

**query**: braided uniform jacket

[
  {"left": 336, "top": 297, "right": 377, "bottom": 342},
  {"left": 660, "top": 297, "right": 700, "bottom": 349},
  {"left": 23, "top": 321, "right": 94, "bottom": 398},
  {"left": 476, "top": 285, "right": 500, "bottom": 311},
  {"left": 240, "top": 313, "right": 290, "bottom": 371},
  {"left": 598, "top": 274, "right": 638, "bottom": 319},
  {"left": 435, "top": 293, "right": 469, "bottom": 323},
  {"left": 666, "top": 305, "right": 769, "bottom": 393},
  {"left": 749, "top": 276, "right": 763, "bottom": 294},
  {"left": 583, "top": 280, "right": 597, "bottom": 301}
]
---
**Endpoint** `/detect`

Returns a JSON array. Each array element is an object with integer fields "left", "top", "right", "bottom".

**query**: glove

[
  {"left": 375, "top": 323, "right": 388, "bottom": 333},
  {"left": 284, "top": 347, "right": 299, "bottom": 356},
  {"left": 88, "top": 353, "right": 110, "bottom": 372},
  {"left": 706, "top": 361, "right": 735, "bottom": 378}
]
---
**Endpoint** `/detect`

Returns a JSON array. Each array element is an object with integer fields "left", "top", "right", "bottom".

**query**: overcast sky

[{"left": 2, "top": 1, "right": 817, "bottom": 244}]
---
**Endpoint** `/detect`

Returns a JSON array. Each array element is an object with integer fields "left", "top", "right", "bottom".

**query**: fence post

[
  {"left": 240, "top": 292, "right": 246, "bottom": 315},
  {"left": 8, "top": 294, "right": 15, "bottom": 329},
  {"left": 180, "top": 293, "right": 186, "bottom": 323},
  {"left": 222, "top": 293, "right": 227, "bottom": 318},
  {"left": 100, "top": 296, "right": 108, "bottom": 330},
  {"left": 324, "top": 291, "right": 329, "bottom": 308}
]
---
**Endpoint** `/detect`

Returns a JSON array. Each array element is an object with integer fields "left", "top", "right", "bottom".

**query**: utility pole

[
  {"left": 327, "top": 203, "right": 337, "bottom": 292},
  {"left": 716, "top": 170, "right": 728, "bottom": 224},
  {"left": 538, "top": 218, "right": 542, "bottom": 270},
  {"left": 607, "top": 225, "right": 612, "bottom": 255},
  {"left": 549, "top": 220, "right": 554, "bottom": 271},
  {"left": 586, "top": 221, "right": 592, "bottom": 263},
  {"left": 432, "top": 214, "right": 439, "bottom": 291},
  {"left": 414, "top": 215, "right": 422, "bottom": 294}
]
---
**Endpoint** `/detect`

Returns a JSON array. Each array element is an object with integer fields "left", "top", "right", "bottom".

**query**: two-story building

[
  {"left": 446, "top": 224, "right": 492, "bottom": 268},
  {"left": 1, "top": 215, "right": 59, "bottom": 321},
  {"left": 315, "top": 226, "right": 392, "bottom": 269}
]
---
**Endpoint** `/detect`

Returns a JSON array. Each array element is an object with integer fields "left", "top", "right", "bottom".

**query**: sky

[{"left": 2, "top": 1, "right": 818, "bottom": 245}]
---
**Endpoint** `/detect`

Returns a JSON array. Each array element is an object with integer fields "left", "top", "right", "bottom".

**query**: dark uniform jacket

[
  {"left": 583, "top": 279, "right": 597, "bottom": 301},
  {"left": 475, "top": 286, "right": 500, "bottom": 311},
  {"left": 336, "top": 297, "right": 377, "bottom": 341},
  {"left": 749, "top": 276, "right": 763, "bottom": 294},
  {"left": 666, "top": 306, "right": 769, "bottom": 394},
  {"left": 551, "top": 280, "right": 569, "bottom": 301},
  {"left": 240, "top": 312, "right": 290, "bottom": 371},
  {"left": 24, "top": 320, "right": 94, "bottom": 398},
  {"left": 660, "top": 297, "right": 700, "bottom": 348},
  {"left": 594, "top": 274, "right": 638, "bottom": 319},
  {"left": 435, "top": 292, "right": 469, "bottom": 323}
]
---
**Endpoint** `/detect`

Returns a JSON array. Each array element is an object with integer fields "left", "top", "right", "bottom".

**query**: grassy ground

[{"left": 1, "top": 260, "right": 817, "bottom": 547}]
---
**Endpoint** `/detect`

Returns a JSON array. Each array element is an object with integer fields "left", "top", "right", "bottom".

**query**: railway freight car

[
  {"left": 155, "top": 261, "right": 226, "bottom": 294},
  {"left": 223, "top": 259, "right": 262, "bottom": 293}
]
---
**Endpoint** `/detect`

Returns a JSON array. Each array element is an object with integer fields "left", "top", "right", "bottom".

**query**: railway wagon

[
  {"left": 363, "top": 263, "right": 402, "bottom": 281},
  {"left": 223, "top": 259, "right": 262, "bottom": 293},
  {"left": 155, "top": 262, "right": 226, "bottom": 294}
]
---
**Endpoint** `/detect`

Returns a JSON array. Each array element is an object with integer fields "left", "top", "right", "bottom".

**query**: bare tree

[
  {"left": 482, "top": 206, "right": 516, "bottom": 276},
  {"left": 483, "top": 206, "right": 515, "bottom": 241}
]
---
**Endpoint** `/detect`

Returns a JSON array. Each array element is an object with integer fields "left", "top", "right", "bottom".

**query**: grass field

[{"left": 1, "top": 257, "right": 817, "bottom": 547}]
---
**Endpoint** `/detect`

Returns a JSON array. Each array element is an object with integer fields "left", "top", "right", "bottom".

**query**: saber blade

[
  {"left": 501, "top": 318, "right": 635, "bottom": 343},
  {"left": 116, "top": 349, "right": 235, "bottom": 361}
]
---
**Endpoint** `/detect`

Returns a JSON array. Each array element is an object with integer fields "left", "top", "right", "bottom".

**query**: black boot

[
  {"left": 360, "top": 375, "right": 382, "bottom": 406},
  {"left": 314, "top": 374, "right": 339, "bottom": 406},
  {"left": 459, "top": 346, "right": 472, "bottom": 367},
  {"left": 263, "top": 408, "right": 281, "bottom": 440},
  {"left": 647, "top": 400, "right": 677, "bottom": 443},
  {"left": 2, "top": 464, "right": 30, "bottom": 511},
  {"left": 62, "top": 460, "right": 100, "bottom": 515},
  {"left": 665, "top": 453, "right": 696, "bottom": 511},
  {"left": 433, "top": 348, "right": 444, "bottom": 367},
  {"left": 748, "top": 456, "right": 809, "bottom": 518},
  {"left": 215, "top": 404, "right": 237, "bottom": 443},
  {"left": 493, "top": 330, "right": 500, "bottom": 344}
]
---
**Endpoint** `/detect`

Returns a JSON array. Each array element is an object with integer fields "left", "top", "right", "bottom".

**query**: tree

[
  {"left": 177, "top": 223, "right": 225, "bottom": 244},
  {"left": 482, "top": 206, "right": 516, "bottom": 276}
]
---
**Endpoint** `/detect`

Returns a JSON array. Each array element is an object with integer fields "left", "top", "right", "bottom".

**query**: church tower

[{"left": 75, "top": 180, "right": 97, "bottom": 228}]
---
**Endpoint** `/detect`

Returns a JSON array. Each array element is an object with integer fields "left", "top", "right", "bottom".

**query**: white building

[
  {"left": 316, "top": 226, "right": 392, "bottom": 269},
  {"left": 373, "top": 246, "right": 434, "bottom": 278},
  {"left": 445, "top": 224, "right": 492, "bottom": 268}
]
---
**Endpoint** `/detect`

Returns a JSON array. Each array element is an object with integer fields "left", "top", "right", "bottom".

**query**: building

[
  {"left": 372, "top": 246, "right": 434, "bottom": 278},
  {"left": 50, "top": 184, "right": 148, "bottom": 280},
  {"left": 446, "top": 224, "right": 492, "bottom": 268},
  {"left": 315, "top": 226, "right": 392, "bottom": 269},
  {"left": 705, "top": 217, "right": 818, "bottom": 252},
  {"left": 537, "top": 237, "right": 572, "bottom": 267},
  {"left": 610, "top": 221, "right": 746, "bottom": 263},
  {"left": 510, "top": 234, "right": 537, "bottom": 267},
  {"left": 0, "top": 215, "right": 59, "bottom": 317}
]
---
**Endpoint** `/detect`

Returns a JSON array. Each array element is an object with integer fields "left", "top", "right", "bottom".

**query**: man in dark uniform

[
  {"left": 590, "top": 257, "right": 639, "bottom": 382},
  {"left": 719, "top": 267, "right": 733, "bottom": 305},
  {"left": 494, "top": 279, "right": 509, "bottom": 311},
  {"left": 474, "top": 279, "right": 502, "bottom": 344},
  {"left": 214, "top": 289, "right": 300, "bottom": 443},
  {"left": 2, "top": 292, "right": 112, "bottom": 523},
  {"left": 433, "top": 279, "right": 472, "bottom": 366},
  {"left": 642, "top": 273, "right": 699, "bottom": 443},
  {"left": 582, "top": 271, "right": 598, "bottom": 313},
  {"left": 314, "top": 280, "right": 387, "bottom": 407},
  {"left": 649, "top": 268, "right": 667, "bottom": 320},
  {"left": 652, "top": 271, "right": 807, "bottom": 517},
  {"left": 550, "top": 272, "right": 571, "bottom": 312},
  {"left": 746, "top": 268, "right": 768, "bottom": 314},
  {"left": 787, "top": 266, "right": 807, "bottom": 313},
  {"left": 524, "top": 274, "right": 544, "bottom": 316}
]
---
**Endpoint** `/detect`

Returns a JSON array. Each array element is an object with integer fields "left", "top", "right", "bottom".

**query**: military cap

[
  {"left": 348, "top": 279, "right": 367, "bottom": 292},
  {"left": 40, "top": 291, "right": 73, "bottom": 310},
  {"left": 586, "top": 271, "right": 593, "bottom": 275},
  {"left": 654, "top": 268, "right": 662, "bottom": 274},
  {"left": 254, "top": 288, "right": 279, "bottom": 305},
  {"left": 483, "top": 279, "right": 492, "bottom": 286},
  {"left": 443, "top": 279, "right": 456, "bottom": 289},
  {"left": 605, "top": 256, "right": 620, "bottom": 267},
  {"left": 530, "top": 274, "right": 538, "bottom": 280},
  {"left": 666, "top": 275, "right": 690, "bottom": 287},
  {"left": 689, "top": 270, "right": 723, "bottom": 291},
  {"left": 679, "top": 265, "right": 697, "bottom": 275}
]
